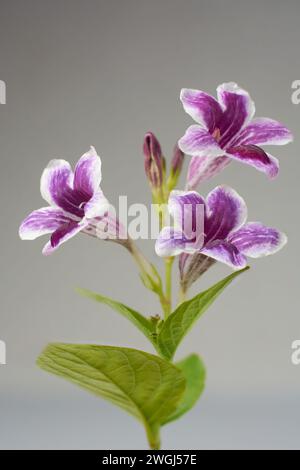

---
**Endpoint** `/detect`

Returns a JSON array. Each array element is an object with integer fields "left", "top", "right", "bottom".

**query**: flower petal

[
  {"left": 178, "top": 125, "right": 224, "bottom": 157},
  {"left": 201, "top": 240, "right": 247, "bottom": 270},
  {"left": 205, "top": 186, "right": 247, "bottom": 242},
  {"left": 73, "top": 146, "right": 102, "bottom": 198},
  {"left": 155, "top": 227, "right": 193, "bottom": 257},
  {"left": 19, "top": 207, "right": 73, "bottom": 240},
  {"left": 84, "top": 190, "right": 109, "bottom": 219},
  {"left": 168, "top": 190, "right": 205, "bottom": 227},
  {"left": 186, "top": 155, "right": 231, "bottom": 189},
  {"left": 226, "top": 145, "right": 279, "bottom": 178},
  {"left": 169, "top": 190, "right": 205, "bottom": 244},
  {"left": 234, "top": 117, "right": 293, "bottom": 146},
  {"left": 40, "top": 159, "right": 73, "bottom": 206},
  {"left": 180, "top": 88, "right": 223, "bottom": 132},
  {"left": 42, "top": 219, "right": 88, "bottom": 255},
  {"left": 217, "top": 82, "right": 255, "bottom": 148},
  {"left": 228, "top": 222, "right": 287, "bottom": 258}
]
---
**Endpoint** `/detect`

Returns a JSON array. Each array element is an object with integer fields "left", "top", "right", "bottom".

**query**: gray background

[{"left": 0, "top": 0, "right": 299, "bottom": 449}]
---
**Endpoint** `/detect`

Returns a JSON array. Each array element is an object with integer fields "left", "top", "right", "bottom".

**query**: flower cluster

[{"left": 19, "top": 82, "right": 291, "bottom": 297}]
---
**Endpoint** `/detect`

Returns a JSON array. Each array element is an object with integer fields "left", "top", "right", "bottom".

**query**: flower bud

[
  {"left": 171, "top": 144, "right": 184, "bottom": 175},
  {"left": 167, "top": 144, "right": 184, "bottom": 190},
  {"left": 143, "top": 132, "right": 165, "bottom": 190}
]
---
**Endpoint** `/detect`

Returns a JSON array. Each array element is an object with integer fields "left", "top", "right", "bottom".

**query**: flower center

[{"left": 212, "top": 127, "right": 221, "bottom": 142}]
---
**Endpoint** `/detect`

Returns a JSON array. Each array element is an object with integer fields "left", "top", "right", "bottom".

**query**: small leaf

[
  {"left": 163, "top": 354, "right": 205, "bottom": 425},
  {"left": 37, "top": 343, "right": 186, "bottom": 449},
  {"left": 77, "top": 288, "right": 157, "bottom": 347},
  {"left": 158, "top": 267, "right": 249, "bottom": 360}
]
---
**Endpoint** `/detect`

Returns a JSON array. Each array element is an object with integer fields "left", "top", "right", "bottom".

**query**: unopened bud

[
  {"left": 167, "top": 144, "right": 184, "bottom": 190},
  {"left": 143, "top": 132, "right": 165, "bottom": 190}
]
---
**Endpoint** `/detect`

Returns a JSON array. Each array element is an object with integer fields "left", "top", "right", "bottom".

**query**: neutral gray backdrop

[{"left": 1, "top": 0, "right": 300, "bottom": 449}]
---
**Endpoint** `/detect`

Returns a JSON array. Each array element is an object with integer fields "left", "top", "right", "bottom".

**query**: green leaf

[
  {"left": 77, "top": 288, "right": 157, "bottom": 347},
  {"left": 37, "top": 343, "right": 186, "bottom": 449},
  {"left": 158, "top": 267, "right": 249, "bottom": 360},
  {"left": 163, "top": 354, "right": 206, "bottom": 425}
]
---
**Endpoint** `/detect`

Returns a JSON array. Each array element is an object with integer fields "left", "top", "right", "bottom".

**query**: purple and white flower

[
  {"left": 19, "top": 147, "right": 110, "bottom": 254},
  {"left": 179, "top": 83, "right": 293, "bottom": 189},
  {"left": 155, "top": 186, "right": 287, "bottom": 269}
]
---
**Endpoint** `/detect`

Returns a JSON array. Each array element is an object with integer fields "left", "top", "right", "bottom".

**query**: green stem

[
  {"left": 145, "top": 422, "right": 161, "bottom": 450},
  {"left": 164, "top": 257, "right": 174, "bottom": 317},
  {"left": 178, "top": 285, "right": 186, "bottom": 304},
  {"left": 159, "top": 293, "right": 170, "bottom": 318},
  {"left": 126, "top": 238, "right": 170, "bottom": 315}
]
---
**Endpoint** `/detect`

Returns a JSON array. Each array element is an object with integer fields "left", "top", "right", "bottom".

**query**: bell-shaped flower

[
  {"left": 155, "top": 186, "right": 287, "bottom": 270},
  {"left": 179, "top": 83, "right": 293, "bottom": 189},
  {"left": 19, "top": 147, "right": 110, "bottom": 254}
]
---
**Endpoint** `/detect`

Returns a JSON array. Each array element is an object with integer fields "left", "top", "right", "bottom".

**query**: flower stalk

[{"left": 164, "top": 256, "right": 174, "bottom": 317}]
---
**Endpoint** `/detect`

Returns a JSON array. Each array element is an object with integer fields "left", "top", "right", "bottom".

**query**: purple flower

[
  {"left": 155, "top": 186, "right": 287, "bottom": 269},
  {"left": 19, "top": 147, "right": 110, "bottom": 254},
  {"left": 179, "top": 83, "right": 293, "bottom": 189}
]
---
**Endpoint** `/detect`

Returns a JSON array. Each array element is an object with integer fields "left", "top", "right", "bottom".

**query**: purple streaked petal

[
  {"left": 228, "top": 222, "right": 287, "bottom": 258},
  {"left": 155, "top": 227, "right": 192, "bottom": 257},
  {"left": 73, "top": 146, "right": 102, "bottom": 198},
  {"left": 201, "top": 240, "right": 247, "bottom": 269},
  {"left": 180, "top": 88, "right": 223, "bottom": 132},
  {"left": 178, "top": 125, "right": 224, "bottom": 157},
  {"left": 52, "top": 186, "right": 86, "bottom": 218},
  {"left": 169, "top": 190, "right": 205, "bottom": 244},
  {"left": 83, "top": 190, "right": 109, "bottom": 219},
  {"left": 226, "top": 145, "right": 279, "bottom": 178},
  {"left": 40, "top": 159, "right": 73, "bottom": 206},
  {"left": 19, "top": 207, "right": 74, "bottom": 240},
  {"left": 205, "top": 186, "right": 247, "bottom": 242},
  {"left": 186, "top": 155, "right": 231, "bottom": 189},
  {"left": 217, "top": 82, "right": 255, "bottom": 148},
  {"left": 233, "top": 117, "right": 293, "bottom": 147},
  {"left": 42, "top": 219, "right": 88, "bottom": 255}
]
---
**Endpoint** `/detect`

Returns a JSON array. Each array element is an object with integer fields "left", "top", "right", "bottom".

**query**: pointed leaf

[
  {"left": 77, "top": 288, "right": 157, "bottom": 346},
  {"left": 158, "top": 267, "right": 249, "bottom": 360},
  {"left": 163, "top": 354, "right": 205, "bottom": 425},
  {"left": 37, "top": 343, "right": 186, "bottom": 448}
]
